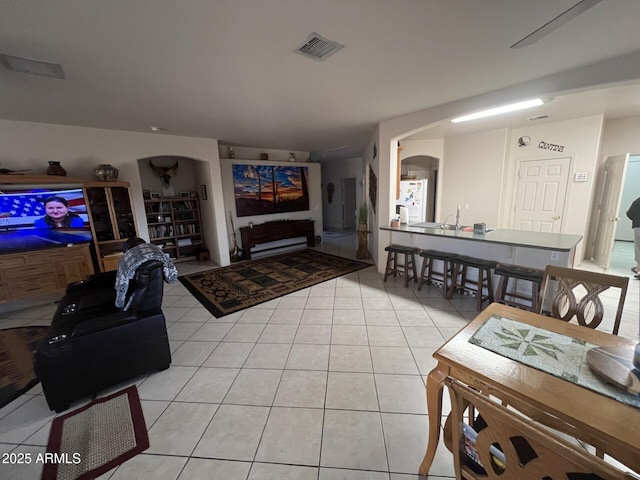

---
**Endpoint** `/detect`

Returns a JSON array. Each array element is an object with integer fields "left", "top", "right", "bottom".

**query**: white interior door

[
  {"left": 591, "top": 154, "right": 629, "bottom": 268},
  {"left": 513, "top": 157, "right": 571, "bottom": 233},
  {"left": 341, "top": 177, "right": 356, "bottom": 229}
]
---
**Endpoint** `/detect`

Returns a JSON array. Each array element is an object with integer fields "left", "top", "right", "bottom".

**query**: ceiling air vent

[
  {"left": 295, "top": 33, "right": 344, "bottom": 61},
  {"left": 0, "top": 54, "right": 65, "bottom": 79},
  {"left": 527, "top": 115, "right": 549, "bottom": 121}
]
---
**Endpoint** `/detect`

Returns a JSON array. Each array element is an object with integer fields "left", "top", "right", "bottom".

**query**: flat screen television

[{"left": 0, "top": 187, "right": 93, "bottom": 255}]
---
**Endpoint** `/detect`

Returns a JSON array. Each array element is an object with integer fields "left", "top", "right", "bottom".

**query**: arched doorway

[{"left": 400, "top": 155, "right": 439, "bottom": 222}]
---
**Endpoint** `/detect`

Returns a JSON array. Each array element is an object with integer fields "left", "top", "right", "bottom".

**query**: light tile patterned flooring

[{"left": 0, "top": 235, "right": 638, "bottom": 479}]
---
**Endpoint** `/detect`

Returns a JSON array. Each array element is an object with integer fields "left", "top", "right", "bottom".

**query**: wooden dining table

[{"left": 418, "top": 302, "right": 640, "bottom": 476}]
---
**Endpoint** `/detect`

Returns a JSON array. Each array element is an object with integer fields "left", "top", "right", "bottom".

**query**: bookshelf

[{"left": 144, "top": 196, "right": 203, "bottom": 262}]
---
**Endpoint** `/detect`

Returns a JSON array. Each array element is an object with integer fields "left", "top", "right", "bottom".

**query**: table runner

[{"left": 469, "top": 315, "right": 640, "bottom": 409}]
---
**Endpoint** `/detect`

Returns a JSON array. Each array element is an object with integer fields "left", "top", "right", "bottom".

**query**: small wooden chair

[
  {"left": 538, "top": 265, "right": 629, "bottom": 335},
  {"left": 448, "top": 256, "right": 497, "bottom": 311},
  {"left": 446, "top": 378, "right": 629, "bottom": 480},
  {"left": 417, "top": 249, "right": 459, "bottom": 297},
  {"left": 494, "top": 264, "right": 544, "bottom": 312},
  {"left": 383, "top": 244, "right": 418, "bottom": 287}
]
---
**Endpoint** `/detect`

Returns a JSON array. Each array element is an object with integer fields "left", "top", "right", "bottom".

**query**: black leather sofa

[{"left": 34, "top": 260, "right": 172, "bottom": 412}]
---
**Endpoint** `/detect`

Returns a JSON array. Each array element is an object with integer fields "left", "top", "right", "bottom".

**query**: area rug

[
  {"left": 179, "top": 249, "right": 370, "bottom": 317},
  {"left": 0, "top": 326, "right": 49, "bottom": 409},
  {"left": 42, "top": 385, "right": 148, "bottom": 480}
]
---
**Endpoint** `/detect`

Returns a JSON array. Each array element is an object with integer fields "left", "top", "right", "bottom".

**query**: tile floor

[{"left": 0, "top": 235, "right": 638, "bottom": 479}]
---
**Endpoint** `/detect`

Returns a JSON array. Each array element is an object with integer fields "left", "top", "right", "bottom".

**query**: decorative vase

[
  {"left": 46, "top": 161, "right": 66, "bottom": 176},
  {"left": 95, "top": 164, "right": 119, "bottom": 182}
]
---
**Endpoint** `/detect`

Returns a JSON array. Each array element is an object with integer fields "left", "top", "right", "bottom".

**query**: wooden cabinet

[
  {"left": 239, "top": 219, "right": 315, "bottom": 260},
  {"left": 84, "top": 182, "right": 138, "bottom": 271},
  {"left": 0, "top": 245, "right": 93, "bottom": 303},
  {"left": 144, "top": 196, "right": 203, "bottom": 262}
]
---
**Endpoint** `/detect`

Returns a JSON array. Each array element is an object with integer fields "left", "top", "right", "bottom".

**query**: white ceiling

[{"left": 2, "top": 1, "right": 640, "bottom": 161}]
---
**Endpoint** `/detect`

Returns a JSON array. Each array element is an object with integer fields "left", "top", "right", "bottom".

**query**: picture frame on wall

[
  {"left": 200, "top": 184, "right": 208, "bottom": 200},
  {"left": 232, "top": 164, "right": 310, "bottom": 217}
]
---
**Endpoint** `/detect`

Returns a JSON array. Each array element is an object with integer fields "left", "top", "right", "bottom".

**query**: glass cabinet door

[
  {"left": 86, "top": 187, "right": 114, "bottom": 241},
  {"left": 111, "top": 187, "right": 136, "bottom": 239},
  {"left": 85, "top": 183, "right": 138, "bottom": 271}
]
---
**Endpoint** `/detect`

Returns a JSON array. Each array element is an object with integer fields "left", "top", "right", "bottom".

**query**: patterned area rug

[
  {"left": 0, "top": 326, "right": 49, "bottom": 409},
  {"left": 179, "top": 249, "right": 370, "bottom": 317},
  {"left": 42, "top": 385, "right": 148, "bottom": 480}
]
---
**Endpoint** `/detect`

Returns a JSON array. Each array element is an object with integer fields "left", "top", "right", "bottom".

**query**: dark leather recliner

[{"left": 34, "top": 260, "right": 172, "bottom": 412}]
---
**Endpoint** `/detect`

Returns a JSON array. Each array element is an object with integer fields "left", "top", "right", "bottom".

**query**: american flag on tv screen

[
  {"left": 0, "top": 190, "right": 87, "bottom": 227},
  {"left": 0, "top": 194, "right": 46, "bottom": 217}
]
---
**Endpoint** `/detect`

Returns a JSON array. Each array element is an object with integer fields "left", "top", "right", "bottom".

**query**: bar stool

[
  {"left": 449, "top": 255, "right": 497, "bottom": 310},
  {"left": 494, "top": 264, "right": 544, "bottom": 312},
  {"left": 417, "top": 250, "right": 459, "bottom": 297},
  {"left": 383, "top": 244, "right": 418, "bottom": 287}
]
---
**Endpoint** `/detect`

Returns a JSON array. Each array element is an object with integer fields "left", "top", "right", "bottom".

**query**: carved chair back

[
  {"left": 538, "top": 265, "right": 628, "bottom": 335},
  {"left": 447, "top": 379, "right": 629, "bottom": 480}
]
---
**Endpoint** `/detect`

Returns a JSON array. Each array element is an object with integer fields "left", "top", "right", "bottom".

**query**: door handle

[{"left": 551, "top": 216, "right": 561, "bottom": 220}]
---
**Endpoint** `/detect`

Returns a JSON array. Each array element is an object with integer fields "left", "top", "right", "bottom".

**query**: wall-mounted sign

[
  {"left": 538, "top": 140, "right": 565, "bottom": 152},
  {"left": 574, "top": 171, "right": 589, "bottom": 182}
]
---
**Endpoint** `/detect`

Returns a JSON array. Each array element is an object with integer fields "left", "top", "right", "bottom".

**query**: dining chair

[
  {"left": 538, "top": 265, "right": 629, "bottom": 335},
  {"left": 446, "top": 378, "right": 629, "bottom": 480}
]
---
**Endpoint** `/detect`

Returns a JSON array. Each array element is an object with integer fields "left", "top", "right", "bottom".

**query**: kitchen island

[{"left": 380, "top": 223, "right": 583, "bottom": 270}]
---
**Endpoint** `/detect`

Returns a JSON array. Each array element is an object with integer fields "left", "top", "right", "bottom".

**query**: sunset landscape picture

[{"left": 232, "top": 164, "right": 310, "bottom": 217}]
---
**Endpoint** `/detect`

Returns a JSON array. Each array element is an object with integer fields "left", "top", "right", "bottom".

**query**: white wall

[
  {"left": 0, "top": 119, "right": 229, "bottom": 266},
  {"left": 441, "top": 128, "right": 508, "bottom": 228},
  {"left": 601, "top": 116, "right": 640, "bottom": 156},
  {"left": 321, "top": 157, "right": 364, "bottom": 230}
]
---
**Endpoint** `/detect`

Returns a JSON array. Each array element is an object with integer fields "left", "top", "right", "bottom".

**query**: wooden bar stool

[
  {"left": 417, "top": 250, "right": 459, "bottom": 297},
  {"left": 494, "top": 264, "right": 544, "bottom": 312},
  {"left": 449, "top": 255, "right": 497, "bottom": 310},
  {"left": 383, "top": 244, "right": 418, "bottom": 287}
]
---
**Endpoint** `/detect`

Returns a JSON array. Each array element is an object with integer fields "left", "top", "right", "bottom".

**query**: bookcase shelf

[{"left": 144, "top": 196, "right": 203, "bottom": 262}]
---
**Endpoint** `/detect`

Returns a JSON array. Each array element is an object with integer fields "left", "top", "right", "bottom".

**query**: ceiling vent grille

[
  {"left": 527, "top": 115, "right": 549, "bottom": 121},
  {"left": 0, "top": 54, "right": 65, "bottom": 79},
  {"left": 295, "top": 33, "right": 344, "bottom": 61}
]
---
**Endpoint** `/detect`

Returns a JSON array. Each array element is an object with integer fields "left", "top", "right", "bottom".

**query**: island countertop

[{"left": 380, "top": 223, "right": 582, "bottom": 252}]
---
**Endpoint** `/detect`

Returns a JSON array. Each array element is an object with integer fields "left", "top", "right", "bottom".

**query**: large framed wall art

[{"left": 232, "top": 164, "right": 310, "bottom": 217}]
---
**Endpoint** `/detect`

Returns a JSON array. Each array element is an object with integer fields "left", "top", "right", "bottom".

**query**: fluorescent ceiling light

[{"left": 451, "top": 98, "right": 544, "bottom": 123}]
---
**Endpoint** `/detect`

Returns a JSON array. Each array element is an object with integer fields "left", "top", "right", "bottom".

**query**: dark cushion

[
  {"left": 419, "top": 249, "right": 459, "bottom": 261},
  {"left": 495, "top": 264, "right": 544, "bottom": 283},
  {"left": 454, "top": 255, "right": 497, "bottom": 269},
  {"left": 385, "top": 244, "right": 418, "bottom": 254}
]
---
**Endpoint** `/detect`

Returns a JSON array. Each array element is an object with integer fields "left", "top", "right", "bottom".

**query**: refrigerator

[{"left": 397, "top": 179, "right": 428, "bottom": 223}]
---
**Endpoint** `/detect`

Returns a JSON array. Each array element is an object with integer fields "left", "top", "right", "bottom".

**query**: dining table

[{"left": 418, "top": 302, "right": 640, "bottom": 476}]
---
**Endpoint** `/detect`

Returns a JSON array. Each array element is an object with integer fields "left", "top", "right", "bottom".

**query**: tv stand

[
  {"left": 0, "top": 245, "right": 93, "bottom": 303},
  {"left": 240, "top": 220, "right": 315, "bottom": 260}
]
